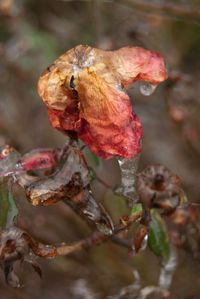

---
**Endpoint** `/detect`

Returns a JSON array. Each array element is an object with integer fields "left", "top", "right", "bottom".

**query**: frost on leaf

[
  {"left": 16, "top": 143, "right": 113, "bottom": 235},
  {"left": 0, "top": 145, "right": 61, "bottom": 177},
  {"left": 0, "top": 143, "right": 113, "bottom": 235},
  {"left": 38, "top": 45, "right": 167, "bottom": 159}
]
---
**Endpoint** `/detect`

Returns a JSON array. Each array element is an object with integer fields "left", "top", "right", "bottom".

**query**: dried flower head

[
  {"left": 0, "top": 226, "right": 41, "bottom": 288},
  {"left": 136, "top": 164, "right": 181, "bottom": 212},
  {"left": 38, "top": 45, "right": 167, "bottom": 159}
]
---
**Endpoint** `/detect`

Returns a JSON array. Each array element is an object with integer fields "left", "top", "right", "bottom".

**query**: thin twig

[
  {"left": 93, "top": 0, "right": 103, "bottom": 47},
  {"left": 89, "top": 166, "right": 114, "bottom": 189},
  {"left": 56, "top": 0, "right": 200, "bottom": 21},
  {"left": 111, "top": 236, "right": 133, "bottom": 250},
  {"left": 114, "top": 0, "right": 200, "bottom": 21},
  {"left": 95, "top": 174, "right": 114, "bottom": 190},
  {"left": 23, "top": 211, "right": 143, "bottom": 258}
]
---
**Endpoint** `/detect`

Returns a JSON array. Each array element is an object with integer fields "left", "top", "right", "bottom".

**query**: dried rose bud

[
  {"left": 16, "top": 149, "right": 58, "bottom": 172},
  {"left": 0, "top": 145, "right": 59, "bottom": 177},
  {"left": 38, "top": 45, "right": 167, "bottom": 159},
  {"left": 136, "top": 164, "right": 181, "bottom": 212}
]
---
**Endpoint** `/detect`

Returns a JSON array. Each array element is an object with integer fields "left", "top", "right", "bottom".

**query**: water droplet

[{"left": 139, "top": 82, "right": 158, "bottom": 96}]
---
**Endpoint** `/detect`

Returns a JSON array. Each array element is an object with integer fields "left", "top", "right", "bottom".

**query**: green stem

[{"left": 0, "top": 178, "right": 18, "bottom": 229}]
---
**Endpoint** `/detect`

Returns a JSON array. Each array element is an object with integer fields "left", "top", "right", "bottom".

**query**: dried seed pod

[{"left": 136, "top": 164, "right": 181, "bottom": 213}]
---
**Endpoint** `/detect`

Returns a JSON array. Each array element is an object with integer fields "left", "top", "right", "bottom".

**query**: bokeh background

[{"left": 0, "top": 0, "right": 200, "bottom": 298}]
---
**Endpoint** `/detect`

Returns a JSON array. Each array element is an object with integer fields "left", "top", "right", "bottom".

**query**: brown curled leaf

[
  {"left": 134, "top": 225, "right": 148, "bottom": 253},
  {"left": 0, "top": 226, "right": 31, "bottom": 287},
  {"left": 27, "top": 259, "right": 42, "bottom": 278},
  {"left": 38, "top": 45, "right": 167, "bottom": 159},
  {"left": 16, "top": 143, "right": 113, "bottom": 235}
]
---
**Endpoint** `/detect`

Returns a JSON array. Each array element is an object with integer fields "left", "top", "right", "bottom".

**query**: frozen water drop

[{"left": 139, "top": 82, "right": 158, "bottom": 96}]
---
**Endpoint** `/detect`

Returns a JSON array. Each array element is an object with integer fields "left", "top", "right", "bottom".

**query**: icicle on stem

[
  {"left": 115, "top": 155, "right": 140, "bottom": 206},
  {"left": 158, "top": 246, "right": 177, "bottom": 290}
]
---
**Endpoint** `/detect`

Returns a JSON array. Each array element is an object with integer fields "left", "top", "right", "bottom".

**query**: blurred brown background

[{"left": 0, "top": 0, "right": 200, "bottom": 298}]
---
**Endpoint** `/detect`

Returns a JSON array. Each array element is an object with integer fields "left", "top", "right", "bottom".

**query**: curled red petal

[
  {"left": 38, "top": 45, "right": 167, "bottom": 159},
  {"left": 112, "top": 47, "right": 167, "bottom": 86}
]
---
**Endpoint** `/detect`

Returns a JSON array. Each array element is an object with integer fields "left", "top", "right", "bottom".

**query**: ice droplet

[{"left": 139, "top": 82, "right": 158, "bottom": 96}]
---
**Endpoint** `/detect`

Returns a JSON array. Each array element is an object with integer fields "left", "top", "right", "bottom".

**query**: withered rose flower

[
  {"left": 136, "top": 164, "right": 181, "bottom": 212},
  {"left": 38, "top": 45, "right": 167, "bottom": 159}
]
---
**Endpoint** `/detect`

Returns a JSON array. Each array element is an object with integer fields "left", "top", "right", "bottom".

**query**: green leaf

[
  {"left": 131, "top": 203, "right": 143, "bottom": 216},
  {"left": 89, "top": 167, "right": 96, "bottom": 183},
  {"left": 83, "top": 147, "right": 101, "bottom": 169},
  {"left": 0, "top": 190, "right": 9, "bottom": 228},
  {"left": 180, "top": 190, "right": 188, "bottom": 205},
  {"left": 148, "top": 209, "right": 170, "bottom": 262},
  {"left": 0, "top": 180, "right": 18, "bottom": 228},
  {"left": 7, "top": 190, "right": 18, "bottom": 227},
  {"left": 103, "top": 193, "right": 129, "bottom": 222}
]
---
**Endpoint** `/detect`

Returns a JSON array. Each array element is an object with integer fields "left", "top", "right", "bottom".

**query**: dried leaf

[
  {"left": 16, "top": 144, "right": 113, "bottom": 234},
  {"left": 0, "top": 227, "right": 46, "bottom": 287},
  {"left": 38, "top": 45, "right": 167, "bottom": 159},
  {"left": 4, "top": 263, "right": 21, "bottom": 288},
  {"left": 0, "top": 227, "right": 28, "bottom": 287},
  {"left": 0, "top": 143, "right": 113, "bottom": 234},
  {"left": 16, "top": 144, "right": 89, "bottom": 205},
  {"left": 134, "top": 225, "right": 148, "bottom": 253},
  {"left": 29, "top": 260, "right": 42, "bottom": 278}
]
